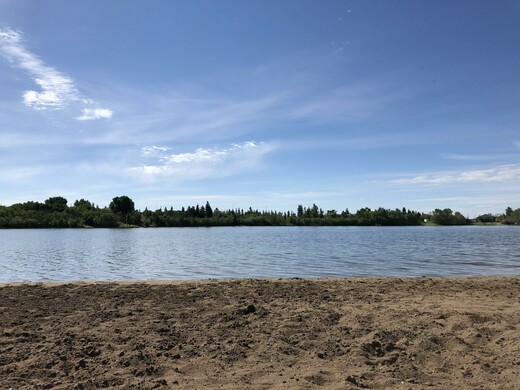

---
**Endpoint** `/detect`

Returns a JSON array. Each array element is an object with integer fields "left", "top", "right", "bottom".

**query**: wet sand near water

[{"left": 1, "top": 277, "right": 519, "bottom": 389}]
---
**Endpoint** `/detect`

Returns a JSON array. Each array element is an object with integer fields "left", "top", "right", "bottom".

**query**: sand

[{"left": 0, "top": 277, "right": 519, "bottom": 389}]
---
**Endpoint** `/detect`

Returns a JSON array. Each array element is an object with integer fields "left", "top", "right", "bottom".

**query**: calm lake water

[{"left": 0, "top": 226, "right": 519, "bottom": 282}]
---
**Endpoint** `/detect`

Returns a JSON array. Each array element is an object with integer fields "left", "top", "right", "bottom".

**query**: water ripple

[{"left": 0, "top": 226, "right": 519, "bottom": 282}]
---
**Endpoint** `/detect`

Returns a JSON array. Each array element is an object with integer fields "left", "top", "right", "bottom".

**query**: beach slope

[{"left": 1, "top": 277, "right": 519, "bottom": 389}]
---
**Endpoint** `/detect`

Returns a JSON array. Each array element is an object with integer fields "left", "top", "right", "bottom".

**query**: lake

[{"left": 0, "top": 226, "right": 519, "bottom": 282}]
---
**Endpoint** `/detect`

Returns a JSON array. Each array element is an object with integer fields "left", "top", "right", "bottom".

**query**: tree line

[{"left": 0, "top": 195, "right": 518, "bottom": 228}]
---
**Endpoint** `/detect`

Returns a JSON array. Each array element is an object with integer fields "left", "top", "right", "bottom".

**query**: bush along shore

[{"left": 0, "top": 195, "right": 518, "bottom": 228}]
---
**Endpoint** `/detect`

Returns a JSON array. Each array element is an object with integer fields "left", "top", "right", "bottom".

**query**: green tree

[
  {"left": 431, "top": 208, "right": 452, "bottom": 225},
  {"left": 205, "top": 201, "right": 213, "bottom": 218},
  {"left": 297, "top": 204, "right": 304, "bottom": 218},
  {"left": 109, "top": 196, "right": 135, "bottom": 224},
  {"left": 431, "top": 208, "right": 468, "bottom": 225},
  {"left": 44, "top": 197, "right": 68, "bottom": 212},
  {"left": 326, "top": 209, "right": 338, "bottom": 218},
  {"left": 310, "top": 203, "right": 319, "bottom": 218},
  {"left": 475, "top": 213, "right": 495, "bottom": 223},
  {"left": 500, "top": 207, "right": 520, "bottom": 225},
  {"left": 74, "top": 199, "right": 94, "bottom": 210}
]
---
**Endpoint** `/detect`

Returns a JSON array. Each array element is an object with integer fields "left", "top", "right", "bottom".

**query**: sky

[{"left": 0, "top": 1, "right": 519, "bottom": 217}]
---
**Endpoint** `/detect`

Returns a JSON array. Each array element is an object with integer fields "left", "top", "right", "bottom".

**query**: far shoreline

[{"left": 0, "top": 221, "right": 517, "bottom": 230}]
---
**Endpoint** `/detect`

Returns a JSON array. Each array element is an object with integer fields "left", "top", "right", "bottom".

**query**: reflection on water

[{"left": 0, "top": 226, "right": 519, "bottom": 282}]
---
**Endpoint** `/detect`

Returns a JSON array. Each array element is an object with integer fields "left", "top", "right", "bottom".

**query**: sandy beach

[{"left": 1, "top": 277, "right": 519, "bottom": 389}]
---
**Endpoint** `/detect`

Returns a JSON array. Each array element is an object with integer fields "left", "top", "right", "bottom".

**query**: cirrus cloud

[
  {"left": 0, "top": 27, "right": 112, "bottom": 120},
  {"left": 392, "top": 164, "right": 520, "bottom": 185},
  {"left": 129, "top": 141, "right": 276, "bottom": 180},
  {"left": 77, "top": 108, "right": 113, "bottom": 121},
  {"left": 0, "top": 28, "right": 78, "bottom": 110}
]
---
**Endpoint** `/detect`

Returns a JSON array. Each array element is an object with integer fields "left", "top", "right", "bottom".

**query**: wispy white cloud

[
  {"left": 0, "top": 27, "right": 111, "bottom": 119},
  {"left": 0, "top": 28, "right": 78, "bottom": 110},
  {"left": 141, "top": 145, "right": 170, "bottom": 156},
  {"left": 290, "top": 84, "right": 399, "bottom": 123},
  {"left": 0, "top": 167, "right": 41, "bottom": 182},
  {"left": 129, "top": 141, "right": 276, "bottom": 180},
  {"left": 393, "top": 164, "right": 520, "bottom": 185},
  {"left": 440, "top": 153, "right": 515, "bottom": 161},
  {"left": 77, "top": 108, "right": 113, "bottom": 121},
  {"left": 409, "top": 195, "right": 519, "bottom": 206},
  {"left": 69, "top": 68, "right": 404, "bottom": 146},
  {"left": 441, "top": 153, "right": 484, "bottom": 161},
  {"left": 76, "top": 91, "right": 285, "bottom": 147},
  {"left": 285, "top": 131, "right": 438, "bottom": 152},
  {"left": 261, "top": 190, "right": 346, "bottom": 201},
  {"left": 164, "top": 148, "right": 227, "bottom": 164}
]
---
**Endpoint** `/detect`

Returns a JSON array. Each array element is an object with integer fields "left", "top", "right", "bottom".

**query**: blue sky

[{"left": 0, "top": 1, "right": 519, "bottom": 216}]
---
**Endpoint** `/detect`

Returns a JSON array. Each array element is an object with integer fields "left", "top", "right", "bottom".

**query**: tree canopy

[
  {"left": 109, "top": 196, "right": 135, "bottom": 224},
  {"left": 0, "top": 195, "right": 518, "bottom": 228}
]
